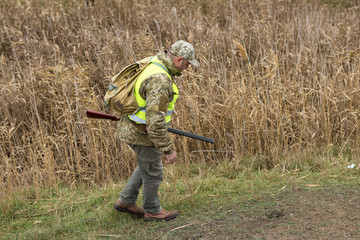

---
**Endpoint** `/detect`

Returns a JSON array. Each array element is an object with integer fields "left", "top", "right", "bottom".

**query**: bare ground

[{"left": 168, "top": 185, "right": 360, "bottom": 240}]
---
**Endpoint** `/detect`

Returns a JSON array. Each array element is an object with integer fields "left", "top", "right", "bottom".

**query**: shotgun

[{"left": 86, "top": 110, "right": 215, "bottom": 144}]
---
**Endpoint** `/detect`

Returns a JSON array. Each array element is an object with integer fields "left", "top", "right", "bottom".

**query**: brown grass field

[{"left": 1, "top": 0, "right": 360, "bottom": 194}]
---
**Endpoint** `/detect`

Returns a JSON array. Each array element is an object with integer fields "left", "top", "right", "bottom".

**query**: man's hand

[{"left": 165, "top": 151, "right": 177, "bottom": 164}]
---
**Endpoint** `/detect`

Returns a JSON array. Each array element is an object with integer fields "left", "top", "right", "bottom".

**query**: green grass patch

[{"left": 1, "top": 158, "right": 360, "bottom": 239}]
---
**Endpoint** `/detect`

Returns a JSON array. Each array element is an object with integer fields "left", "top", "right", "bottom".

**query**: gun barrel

[{"left": 167, "top": 127, "right": 214, "bottom": 144}]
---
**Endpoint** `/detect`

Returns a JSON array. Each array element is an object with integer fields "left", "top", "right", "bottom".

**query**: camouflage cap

[{"left": 170, "top": 40, "right": 200, "bottom": 67}]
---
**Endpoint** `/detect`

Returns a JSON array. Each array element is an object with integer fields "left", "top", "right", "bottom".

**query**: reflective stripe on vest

[{"left": 128, "top": 56, "right": 179, "bottom": 125}]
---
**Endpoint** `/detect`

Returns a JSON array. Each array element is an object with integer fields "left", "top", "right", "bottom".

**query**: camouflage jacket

[{"left": 116, "top": 50, "right": 181, "bottom": 155}]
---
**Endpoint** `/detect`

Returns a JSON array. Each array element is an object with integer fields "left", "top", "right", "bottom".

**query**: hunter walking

[{"left": 114, "top": 40, "right": 200, "bottom": 221}]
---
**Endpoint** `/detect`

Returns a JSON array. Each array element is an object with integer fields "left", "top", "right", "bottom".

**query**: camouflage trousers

[{"left": 119, "top": 144, "right": 163, "bottom": 214}]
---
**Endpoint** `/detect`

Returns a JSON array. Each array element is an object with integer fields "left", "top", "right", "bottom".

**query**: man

[{"left": 114, "top": 40, "right": 200, "bottom": 222}]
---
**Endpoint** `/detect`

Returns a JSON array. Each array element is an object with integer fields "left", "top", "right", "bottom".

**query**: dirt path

[
  {"left": 172, "top": 185, "right": 360, "bottom": 239},
  {"left": 240, "top": 186, "right": 360, "bottom": 239}
]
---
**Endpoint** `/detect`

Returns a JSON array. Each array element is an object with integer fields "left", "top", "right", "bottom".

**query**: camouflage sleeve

[{"left": 139, "top": 73, "right": 174, "bottom": 154}]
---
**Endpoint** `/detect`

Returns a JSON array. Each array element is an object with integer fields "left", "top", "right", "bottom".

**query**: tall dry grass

[{"left": 1, "top": 0, "right": 359, "bottom": 193}]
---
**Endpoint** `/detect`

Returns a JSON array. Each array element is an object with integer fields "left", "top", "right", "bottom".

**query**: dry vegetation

[{"left": 1, "top": 0, "right": 359, "bottom": 194}]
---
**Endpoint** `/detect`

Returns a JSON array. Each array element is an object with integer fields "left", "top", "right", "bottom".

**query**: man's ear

[{"left": 176, "top": 56, "right": 184, "bottom": 63}]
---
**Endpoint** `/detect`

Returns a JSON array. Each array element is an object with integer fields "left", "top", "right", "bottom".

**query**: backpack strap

[
  {"left": 149, "top": 57, "right": 171, "bottom": 76},
  {"left": 150, "top": 61, "right": 170, "bottom": 75}
]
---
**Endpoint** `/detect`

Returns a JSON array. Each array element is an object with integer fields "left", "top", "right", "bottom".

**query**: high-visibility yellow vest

[{"left": 128, "top": 56, "right": 179, "bottom": 125}]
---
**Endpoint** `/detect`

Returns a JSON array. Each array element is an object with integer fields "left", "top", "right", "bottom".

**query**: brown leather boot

[
  {"left": 114, "top": 200, "right": 145, "bottom": 218},
  {"left": 144, "top": 209, "right": 178, "bottom": 222}
]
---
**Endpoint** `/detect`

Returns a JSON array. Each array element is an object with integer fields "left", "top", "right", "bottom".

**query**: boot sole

[
  {"left": 144, "top": 213, "right": 178, "bottom": 222},
  {"left": 114, "top": 204, "right": 144, "bottom": 218}
]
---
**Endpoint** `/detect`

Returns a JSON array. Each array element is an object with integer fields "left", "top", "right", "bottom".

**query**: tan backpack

[{"left": 104, "top": 57, "right": 152, "bottom": 115}]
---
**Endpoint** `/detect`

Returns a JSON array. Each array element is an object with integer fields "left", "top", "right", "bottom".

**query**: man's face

[{"left": 175, "top": 57, "right": 190, "bottom": 72}]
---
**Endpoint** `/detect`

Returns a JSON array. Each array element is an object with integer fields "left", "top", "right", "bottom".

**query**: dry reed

[{"left": 0, "top": 0, "right": 359, "bottom": 194}]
